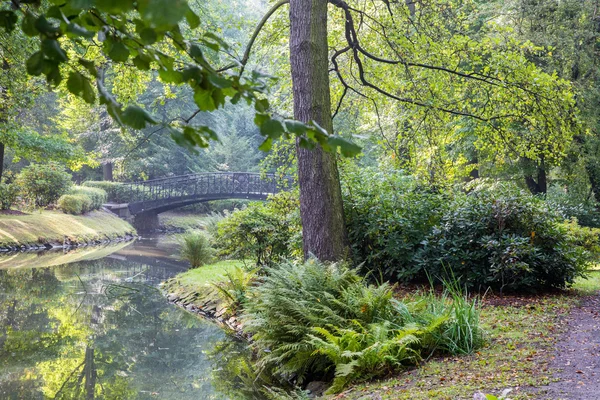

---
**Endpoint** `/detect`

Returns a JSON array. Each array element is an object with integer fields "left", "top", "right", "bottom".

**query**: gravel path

[{"left": 544, "top": 295, "right": 600, "bottom": 399}]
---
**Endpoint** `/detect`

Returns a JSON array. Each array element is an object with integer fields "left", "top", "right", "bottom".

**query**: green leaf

[
  {"left": 138, "top": 0, "right": 187, "bottom": 29},
  {"left": 81, "top": 76, "right": 96, "bottom": 104},
  {"left": 194, "top": 89, "right": 216, "bottom": 111},
  {"left": 139, "top": 27, "right": 157, "bottom": 45},
  {"left": 108, "top": 41, "right": 130, "bottom": 62},
  {"left": 21, "top": 12, "right": 38, "bottom": 36},
  {"left": 207, "top": 73, "right": 233, "bottom": 89},
  {"left": 158, "top": 68, "right": 183, "bottom": 84},
  {"left": 43, "top": 61, "right": 62, "bottom": 86},
  {"left": 258, "top": 137, "right": 273, "bottom": 152},
  {"left": 185, "top": 8, "right": 200, "bottom": 29},
  {"left": 132, "top": 55, "right": 152, "bottom": 71},
  {"left": 284, "top": 119, "right": 308, "bottom": 135},
  {"left": 254, "top": 98, "right": 270, "bottom": 113},
  {"left": 327, "top": 136, "right": 362, "bottom": 157},
  {"left": 41, "top": 39, "right": 68, "bottom": 62},
  {"left": 67, "top": 72, "right": 96, "bottom": 103},
  {"left": 26, "top": 51, "right": 45, "bottom": 76},
  {"left": 259, "top": 118, "right": 285, "bottom": 139},
  {"left": 95, "top": 0, "right": 135, "bottom": 13},
  {"left": 78, "top": 58, "right": 97, "bottom": 77},
  {"left": 34, "top": 16, "right": 60, "bottom": 36},
  {"left": 121, "top": 106, "right": 157, "bottom": 129},
  {"left": 0, "top": 10, "right": 17, "bottom": 32}
]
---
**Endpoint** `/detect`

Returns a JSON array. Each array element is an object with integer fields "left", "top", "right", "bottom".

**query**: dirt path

[{"left": 543, "top": 294, "right": 600, "bottom": 399}]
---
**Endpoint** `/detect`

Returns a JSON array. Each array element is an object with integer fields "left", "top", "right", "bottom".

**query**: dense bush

[
  {"left": 342, "top": 166, "right": 446, "bottom": 279},
  {"left": 417, "top": 182, "right": 591, "bottom": 292},
  {"left": 82, "top": 181, "right": 127, "bottom": 202},
  {"left": 57, "top": 194, "right": 92, "bottom": 214},
  {"left": 0, "top": 183, "right": 18, "bottom": 210},
  {"left": 216, "top": 192, "right": 301, "bottom": 266},
  {"left": 15, "top": 163, "right": 72, "bottom": 207},
  {"left": 179, "top": 231, "right": 215, "bottom": 267},
  {"left": 68, "top": 186, "right": 107, "bottom": 210},
  {"left": 243, "top": 260, "right": 483, "bottom": 393}
]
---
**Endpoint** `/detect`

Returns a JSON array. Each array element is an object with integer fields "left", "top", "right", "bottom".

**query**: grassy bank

[
  {"left": 159, "top": 212, "right": 211, "bottom": 232},
  {"left": 162, "top": 259, "right": 245, "bottom": 300},
  {"left": 0, "top": 209, "right": 135, "bottom": 248},
  {"left": 339, "top": 272, "right": 600, "bottom": 400}
]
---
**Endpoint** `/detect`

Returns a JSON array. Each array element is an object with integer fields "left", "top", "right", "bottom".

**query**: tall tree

[{"left": 290, "top": 0, "right": 347, "bottom": 261}]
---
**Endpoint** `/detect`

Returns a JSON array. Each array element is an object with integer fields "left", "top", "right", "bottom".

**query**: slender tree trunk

[
  {"left": 102, "top": 162, "right": 113, "bottom": 181},
  {"left": 0, "top": 143, "right": 4, "bottom": 182},
  {"left": 289, "top": 0, "right": 347, "bottom": 261}
]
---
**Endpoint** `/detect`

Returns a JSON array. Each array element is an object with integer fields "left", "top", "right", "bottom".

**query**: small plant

[
  {"left": 15, "top": 163, "right": 72, "bottom": 207},
  {"left": 474, "top": 388, "right": 513, "bottom": 400},
  {"left": 0, "top": 183, "right": 18, "bottom": 210},
  {"left": 179, "top": 231, "right": 215, "bottom": 268},
  {"left": 212, "top": 266, "right": 258, "bottom": 313}
]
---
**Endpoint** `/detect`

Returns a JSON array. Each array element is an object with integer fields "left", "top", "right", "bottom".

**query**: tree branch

[{"left": 217, "top": 0, "right": 290, "bottom": 75}]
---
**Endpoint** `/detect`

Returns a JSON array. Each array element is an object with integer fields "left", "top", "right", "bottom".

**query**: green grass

[
  {"left": 161, "top": 259, "right": 246, "bottom": 303},
  {"left": 0, "top": 209, "right": 135, "bottom": 247},
  {"left": 159, "top": 212, "right": 211, "bottom": 231},
  {"left": 339, "top": 273, "right": 600, "bottom": 400}
]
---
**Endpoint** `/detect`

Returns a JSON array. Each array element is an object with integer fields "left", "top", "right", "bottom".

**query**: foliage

[
  {"left": 0, "top": 182, "right": 18, "bottom": 210},
  {"left": 57, "top": 194, "right": 91, "bottom": 215},
  {"left": 242, "top": 259, "right": 483, "bottom": 393},
  {"left": 15, "top": 163, "right": 72, "bottom": 207},
  {"left": 212, "top": 266, "right": 258, "bottom": 314},
  {"left": 216, "top": 192, "right": 301, "bottom": 266},
  {"left": 178, "top": 231, "right": 214, "bottom": 268},
  {"left": 0, "top": 0, "right": 361, "bottom": 157},
  {"left": 82, "top": 181, "right": 128, "bottom": 203},
  {"left": 417, "top": 182, "right": 591, "bottom": 292},
  {"left": 342, "top": 166, "right": 446, "bottom": 279},
  {"left": 67, "top": 186, "right": 107, "bottom": 210}
]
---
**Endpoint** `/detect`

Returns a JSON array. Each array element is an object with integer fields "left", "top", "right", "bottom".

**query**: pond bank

[
  {"left": 161, "top": 260, "right": 249, "bottom": 339},
  {"left": 0, "top": 209, "right": 136, "bottom": 252}
]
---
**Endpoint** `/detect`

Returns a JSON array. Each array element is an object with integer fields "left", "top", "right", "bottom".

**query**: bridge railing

[{"left": 121, "top": 172, "right": 293, "bottom": 204}]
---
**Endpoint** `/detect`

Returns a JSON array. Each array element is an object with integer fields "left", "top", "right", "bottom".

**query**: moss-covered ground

[
  {"left": 0, "top": 209, "right": 135, "bottom": 248},
  {"left": 338, "top": 271, "right": 600, "bottom": 400}
]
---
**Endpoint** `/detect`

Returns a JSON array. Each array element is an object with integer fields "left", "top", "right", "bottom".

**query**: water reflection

[{"left": 0, "top": 238, "right": 252, "bottom": 399}]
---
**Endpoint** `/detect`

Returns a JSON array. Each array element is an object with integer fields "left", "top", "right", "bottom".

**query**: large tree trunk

[
  {"left": 289, "top": 0, "right": 347, "bottom": 262},
  {"left": 524, "top": 157, "right": 547, "bottom": 195}
]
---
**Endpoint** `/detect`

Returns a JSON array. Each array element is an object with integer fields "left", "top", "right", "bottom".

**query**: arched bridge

[{"left": 104, "top": 172, "right": 291, "bottom": 231}]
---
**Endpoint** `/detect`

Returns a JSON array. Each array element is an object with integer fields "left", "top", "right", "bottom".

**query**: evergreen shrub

[
  {"left": 57, "top": 194, "right": 91, "bottom": 214},
  {"left": 0, "top": 183, "right": 18, "bottom": 210},
  {"left": 68, "top": 186, "right": 107, "bottom": 210},
  {"left": 15, "top": 163, "right": 72, "bottom": 207}
]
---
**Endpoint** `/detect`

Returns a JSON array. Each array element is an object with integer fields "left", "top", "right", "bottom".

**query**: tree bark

[
  {"left": 289, "top": 0, "right": 347, "bottom": 262},
  {"left": 0, "top": 143, "right": 4, "bottom": 182},
  {"left": 524, "top": 158, "right": 547, "bottom": 195},
  {"left": 102, "top": 162, "right": 113, "bottom": 181}
]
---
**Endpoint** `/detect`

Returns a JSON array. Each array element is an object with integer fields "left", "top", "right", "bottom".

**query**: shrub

[
  {"left": 82, "top": 181, "right": 128, "bottom": 202},
  {"left": 341, "top": 166, "right": 446, "bottom": 279},
  {"left": 417, "top": 182, "right": 590, "bottom": 292},
  {"left": 15, "top": 163, "right": 72, "bottom": 207},
  {"left": 216, "top": 192, "right": 301, "bottom": 266},
  {"left": 57, "top": 194, "right": 89, "bottom": 214},
  {"left": 179, "top": 231, "right": 215, "bottom": 268},
  {"left": 243, "top": 259, "right": 483, "bottom": 393},
  {"left": 0, "top": 183, "right": 18, "bottom": 210},
  {"left": 68, "top": 186, "right": 107, "bottom": 210}
]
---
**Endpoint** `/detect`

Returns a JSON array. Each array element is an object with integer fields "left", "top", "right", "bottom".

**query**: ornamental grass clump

[
  {"left": 179, "top": 231, "right": 215, "bottom": 268},
  {"left": 242, "top": 259, "right": 483, "bottom": 393}
]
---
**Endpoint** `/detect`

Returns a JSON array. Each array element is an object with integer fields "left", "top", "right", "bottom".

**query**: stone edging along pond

[
  {"left": 165, "top": 288, "right": 250, "bottom": 341},
  {"left": 0, "top": 233, "right": 138, "bottom": 253}
]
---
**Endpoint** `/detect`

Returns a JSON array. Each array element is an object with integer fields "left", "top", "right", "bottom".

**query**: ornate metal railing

[{"left": 121, "top": 172, "right": 292, "bottom": 205}]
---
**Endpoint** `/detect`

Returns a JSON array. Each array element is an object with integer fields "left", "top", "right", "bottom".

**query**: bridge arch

[{"left": 105, "top": 172, "right": 291, "bottom": 232}]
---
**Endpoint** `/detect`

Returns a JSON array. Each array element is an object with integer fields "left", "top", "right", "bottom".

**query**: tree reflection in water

[{"left": 0, "top": 246, "right": 255, "bottom": 400}]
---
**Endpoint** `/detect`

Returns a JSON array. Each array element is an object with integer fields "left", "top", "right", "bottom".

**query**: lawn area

[
  {"left": 0, "top": 209, "right": 135, "bottom": 248},
  {"left": 338, "top": 271, "right": 600, "bottom": 400},
  {"left": 161, "top": 259, "right": 246, "bottom": 301}
]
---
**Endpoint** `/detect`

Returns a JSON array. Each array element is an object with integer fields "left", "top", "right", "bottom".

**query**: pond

[{"left": 0, "top": 237, "right": 256, "bottom": 400}]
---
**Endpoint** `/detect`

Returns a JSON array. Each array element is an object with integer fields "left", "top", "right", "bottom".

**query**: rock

[{"left": 305, "top": 381, "right": 329, "bottom": 398}]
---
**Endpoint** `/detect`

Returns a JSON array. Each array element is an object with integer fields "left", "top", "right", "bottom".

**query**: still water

[{"left": 0, "top": 237, "right": 251, "bottom": 400}]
